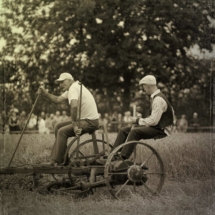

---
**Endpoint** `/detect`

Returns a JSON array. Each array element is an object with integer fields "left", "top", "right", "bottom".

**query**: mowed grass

[{"left": 0, "top": 132, "right": 214, "bottom": 215}]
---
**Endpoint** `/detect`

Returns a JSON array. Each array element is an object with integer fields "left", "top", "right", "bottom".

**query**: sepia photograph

[{"left": 0, "top": 0, "right": 214, "bottom": 214}]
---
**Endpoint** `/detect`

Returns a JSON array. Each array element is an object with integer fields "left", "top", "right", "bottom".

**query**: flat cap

[{"left": 139, "top": 75, "right": 156, "bottom": 85}]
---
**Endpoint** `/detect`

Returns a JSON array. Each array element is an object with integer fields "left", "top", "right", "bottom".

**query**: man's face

[
  {"left": 141, "top": 84, "right": 151, "bottom": 95},
  {"left": 59, "top": 79, "right": 71, "bottom": 91}
]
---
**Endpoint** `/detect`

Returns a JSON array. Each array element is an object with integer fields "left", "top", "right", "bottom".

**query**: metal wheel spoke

[
  {"left": 78, "top": 151, "right": 90, "bottom": 162},
  {"left": 142, "top": 180, "right": 157, "bottom": 195},
  {"left": 115, "top": 179, "right": 130, "bottom": 196},
  {"left": 78, "top": 151, "right": 85, "bottom": 157},
  {"left": 118, "top": 155, "right": 130, "bottom": 168},
  {"left": 140, "top": 152, "right": 155, "bottom": 167},
  {"left": 76, "top": 150, "right": 84, "bottom": 156}
]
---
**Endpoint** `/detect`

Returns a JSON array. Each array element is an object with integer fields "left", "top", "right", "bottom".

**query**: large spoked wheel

[
  {"left": 104, "top": 141, "right": 165, "bottom": 199},
  {"left": 69, "top": 139, "right": 112, "bottom": 166}
]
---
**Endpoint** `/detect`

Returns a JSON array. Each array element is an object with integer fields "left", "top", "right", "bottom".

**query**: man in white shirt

[
  {"left": 112, "top": 75, "right": 174, "bottom": 159},
  {"left": 38, "top": 73, "right": 99, "bottom": 165}
]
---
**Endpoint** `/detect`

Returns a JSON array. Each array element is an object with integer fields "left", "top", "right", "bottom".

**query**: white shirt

[
  {"left": 61, "top": 81, "right": 99, "bottom": 120},
  {"left": 138, "top": 89, "right": 173, "bottom": 135},
  {"left": 38, "top": 118, "right": 46, "bottom": 133},
  {"left": 27, "top": 117, "right": 37, "bottom": 129}
]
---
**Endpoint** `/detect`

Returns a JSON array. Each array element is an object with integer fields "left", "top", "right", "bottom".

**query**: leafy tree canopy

[{"left": 0, "top": 0, "right": 214, "bottom": 113}]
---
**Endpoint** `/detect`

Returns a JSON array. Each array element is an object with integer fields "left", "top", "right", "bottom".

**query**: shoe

[
  {"left": 60, "top": 156, "right": 70, "bottom": 166},
  {"left": 113, "top": 154, "right": 127, "bottom": 161},
  {"left": 141, "top": 165, "right": 148, "bottom": 170},
  {"left": 95, "top": 159, "right": 107, "bottom": 165}
]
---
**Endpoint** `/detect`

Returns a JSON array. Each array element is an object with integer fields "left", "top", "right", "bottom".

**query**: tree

[{"left": 0, "top": 0, "right": 214, "bottom": 114}]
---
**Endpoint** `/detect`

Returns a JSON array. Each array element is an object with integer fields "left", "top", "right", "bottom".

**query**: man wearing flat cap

[
  {"left": 38, "top": 73, "right": 99, "bottom": 166},
  {"left": 112, "top": 75, "right": 174, "bottom": 159}
]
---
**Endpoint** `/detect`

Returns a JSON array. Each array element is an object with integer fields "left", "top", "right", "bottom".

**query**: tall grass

[
  {"left": 0, "top": 132, "right": 214, "bottom": 215},
  {"left": 0, "top": 133, "right": 214, "bottom": 180},
  {"left": 0, "top": 178, "right": 214, "bottom": 215},
  {"left": 143, "top": 133, "right": 214, "bottom": 181}
]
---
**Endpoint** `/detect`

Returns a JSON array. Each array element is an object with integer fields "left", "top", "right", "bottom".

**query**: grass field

[{"left": 0, "top": 132, "right": 214, "bottom": 215}]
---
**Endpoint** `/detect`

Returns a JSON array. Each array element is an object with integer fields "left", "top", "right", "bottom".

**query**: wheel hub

[{"left": 127, "top": 165, "right": 143, "bottom": 182}]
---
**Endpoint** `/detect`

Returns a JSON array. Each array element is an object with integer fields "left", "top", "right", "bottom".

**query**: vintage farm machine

[
  {"left": 0, "top": 90, "right": 166, "bottom": 199},
  {"left": 0, "top": 125, "right": 165, "bottom": 198}
]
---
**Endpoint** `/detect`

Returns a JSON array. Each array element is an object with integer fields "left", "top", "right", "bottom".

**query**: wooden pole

[
  {"left": 8, "top": 93, "right": 40, "bottom": 167},
  {"left": 76, "top": 82, "right": 82, "bottom": 157}
]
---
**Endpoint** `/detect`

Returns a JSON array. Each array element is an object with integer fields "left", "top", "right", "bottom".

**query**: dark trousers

[
  {"left": 51, "top": 119, "right": 99, "bottom": 163},
  {"left": 113, "top": 125, "right": 166, "bottom": 159}
]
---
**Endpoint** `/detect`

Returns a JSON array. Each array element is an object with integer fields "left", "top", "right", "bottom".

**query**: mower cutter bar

[{"left": 0, "top": 165, "right": 92, "bottom": 175}]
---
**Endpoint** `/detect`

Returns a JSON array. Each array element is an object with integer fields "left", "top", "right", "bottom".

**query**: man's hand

[
  {"left": 73, "top": 125, "right": 82, "bottom": 137},
  {"left": 37, "top": 86, "right": 46, "bottom": 95},
  {"left": 131, "top": 117, "right": 138, "bottom": 124}
]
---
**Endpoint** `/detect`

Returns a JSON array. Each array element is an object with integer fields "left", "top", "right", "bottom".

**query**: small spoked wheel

[
  {"left": 46, "top": 181, "right": 81, "bottom": 195},
  {"left": 46, "top": 181, "right": 64, "bottom": 194},
  {"left": 104, "top": 141, "right": 165, "bottom": 199},
  {"left": 69, "top": 139, "right": 112, "bottom": 166}
]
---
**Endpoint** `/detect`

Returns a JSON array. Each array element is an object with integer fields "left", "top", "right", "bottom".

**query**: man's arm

[
  {"left": 70, "top": 99, "right": 78, "bottom": 124},
  {"left": 39, "top": 87, "right": 66, "bottom": 104},
  {"left": 138, "top": 97, "right": 167, "bottom": 126},
  {"left": 43, "top": 92, "right": 66, "bottom": 104},
  {"left": 70, "top": 99, "right": 82, "bottom": 136}
]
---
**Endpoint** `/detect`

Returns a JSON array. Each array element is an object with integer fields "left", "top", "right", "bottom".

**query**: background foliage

[{"left": 0, "top": 0, "right": 214, "bottom": 124}]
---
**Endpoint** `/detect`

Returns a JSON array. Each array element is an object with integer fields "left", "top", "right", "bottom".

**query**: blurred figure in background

[
  {"left": 103, "top": 113, "right": 111, "bottom": 131},
  {"left": 98, "top": 113, "right": 103, "bottom": 124},
  {"left": 19, "top": 111, "right": 27, "bottom": 131},
  {"left": 41, "top": 111, "right": 46, "bottom": 120},
  {"left": 9, "top": 104, "right": 19, "bottom": 115},
  {"left": 110, "top": 111, "right": 118, "bottom": 132},
  {"left": 123, "top": 111, "right": 132, "bottom": 127},
  {"left": 45, "top": 113, "right": 55, "bottom": 134},
  {"left": 27, "top": 113, "right": 37, "bottom": 130},
  {"left": 117, "top": 113, "right": 123, "bottom": 130},
  {"left": 38, "top": 115, "right": 46, "bottom": 133},
  {"left": 177, "top": 114, "right": 188, "bottom": 133},
  {"left": 190, "top": 112, "right": 200, "bottom": 132},
  {"left": 9, "top": 111, "right": 20, "bottom": 132},
  {"left": 60, "top": 110, "right": 69, "bottom": 122},
  {"left": 53, "top": 111, "right": 62, "bottom": 128}
]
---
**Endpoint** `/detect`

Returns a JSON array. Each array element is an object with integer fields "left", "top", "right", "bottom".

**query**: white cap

[
  {"left": 139, "top": 75, "right": 156, "bottom": 85},
  {"left": 55, "top": 73, "right": 74, "bottom": 82}
]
